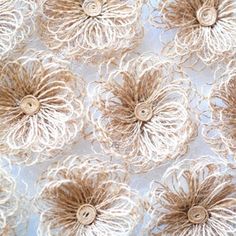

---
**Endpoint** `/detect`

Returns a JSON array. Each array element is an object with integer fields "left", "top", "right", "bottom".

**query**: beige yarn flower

[
  {"left": 89, "top": 54, "right": 197, "bottom": 172},
  {"left": 37, "top": 0, "right": 143, "bottom": 62},
  {"left": 35, "top": 155, "right": 142, "bottom": 236},
  {"left": 148, "top": 157, "right": 236, "bottom": 235},
  {"left": 0, "top": 0, "right": 35, "bottom": 59},
  {"left": 0, "top": 52, "right": 84, "bottom": 165},
  {"left": 204, "top": 59, "right": 236, "bottom": 159},
  {"left": 149, "top": 0, "right": 236, "bottom": 65},
  {"left": 0, "top": 166, "right": 27, "bottom": 235}
]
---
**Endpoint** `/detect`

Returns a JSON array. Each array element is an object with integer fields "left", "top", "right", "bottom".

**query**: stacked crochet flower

[
  {"left": 0, "top": 52, "right": 84, "bottom": 165},
  {"left": 148, "top": 157, "right": 236, "bottom": 235},
  {"left": 35, "top": 155, "right": 142, "bottom": 236},
  {"left": 150, "top": 0, "right": 236, "bottom": 64},
  {"left": 90, "top": 54, "right": 197, "bottom": 172},
  {"left": 37, "top": 0, "right": 143, "bottom": 62}
]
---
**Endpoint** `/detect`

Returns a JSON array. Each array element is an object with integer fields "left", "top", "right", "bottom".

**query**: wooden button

[
  {"left": 134, "top": 102, "right": 153, "bottom": 122},
  {"left": 20, "top": 95, "right": 40, "bottom": 115},
  {"left": 82, "top": 0, "right": 102, "bottom": 17},
  {"left": 77, "top": 204, "right": 97, "bottom": 225},
  {"left": 188, "top": 206, "right": 209, "bottom": 224},
  {"left": 197, "top": 6, "right": 217, "bottom": 27}
]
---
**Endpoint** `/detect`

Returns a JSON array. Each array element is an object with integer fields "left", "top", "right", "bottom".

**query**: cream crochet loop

[
  {"left": 204, "top": 59, "right": 236, "bottom": 159},
  {"left": 0, "top": 0, "right": 35, "bottom": 59},
  {"left": 0, "top": 166, "right": 27, "bottom": 235}
]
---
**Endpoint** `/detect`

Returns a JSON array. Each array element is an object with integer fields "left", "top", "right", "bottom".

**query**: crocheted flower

[
  {"left": 0, "top": 0, "right": 35, "bottom": 58},
  {"left": 37, "top": 0, "right": 143, "bottom": 62},
  {"left": 89, "top": 54, "right": 197, "bottom": 172},
  {"left": 35, "top": 155, "right": 142, "bottom": 236},
  {"left": 0, "top": 166, "right": 27, "bottom": 235},
  {"left": 0, "top": 52, "right": 84, "bottom": 165},
  {"left": 149, "top": 0, "right": 236, "bottom": 65},
  {"left": 204, "top": 59, "right": 236, "bottom": 159},
  {"left": 148, "top": 158, "right": 236, "bottom": 235}
]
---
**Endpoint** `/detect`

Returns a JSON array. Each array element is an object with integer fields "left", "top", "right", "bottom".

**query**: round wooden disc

[
  {"left": 188, "top": 206, "right": 209, "bottom": 224},
  {"left": 77, "top": 204, "right": 97, "bottom": 225},
  {"left": 197, "top": 6, "right": 217, "bottom": 27},
  {"left": 20, "top": 95, "right": 40, "bottom": 115},
  {"left": 134, "top": 102, "right": 153, "bottom": 122},
  {"left": 82, "top": 0, "right": 102, "bottom": 17}
]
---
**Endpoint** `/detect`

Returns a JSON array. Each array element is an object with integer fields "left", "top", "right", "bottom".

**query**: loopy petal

[
  {"left": 0, "top": 166, "right": 28, "bottom": 235},
  {"left": 204, "top": 59, "right": 236, "bottom": 159},
  {"left": 0, "top": 0, "right": 35, "bottom": 58}
]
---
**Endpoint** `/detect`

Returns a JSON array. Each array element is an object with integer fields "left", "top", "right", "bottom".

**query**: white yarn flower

[
  {"left": 0, "top": 52, "right": 84, "bottom": 165},
  {"left": 0, "top": 0, "right": 35, "bottom": 58},
  {"left": 204, "top": 59, "right": 236, "bottom": 159},
  {"left": 89, "top": 54, "right": 197, "bottom": 172},
  {"left": 37, "top": 0, "right": 143, "bottom": 62},
  {"left": 0, "top": 166, "right": 27, "bottom": 235},
  {"left": 149, "top": 0, "right": 236, "bottom": 65},
  {"left": 36, "top": 155, "right": 143, "bottom": 236},
  {"left": 148, "top": 157, "right": 236, "bottom": 235}
]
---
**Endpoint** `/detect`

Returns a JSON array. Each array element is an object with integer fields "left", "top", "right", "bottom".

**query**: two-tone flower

[
  {"left": 35, "top": 155, "right": 143, "bottom": 236},
  {"left": 0, "top": 52, "right": 84, "bottom": 165},
  {"left": 150, "top": 0, "right": 236, "bottom": 65}
]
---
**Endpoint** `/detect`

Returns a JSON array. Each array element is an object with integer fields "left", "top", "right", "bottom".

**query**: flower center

[
  {"left": 82, "top": 0, "right": 102, "bottom": 17},
  {"left": 134, "top": 102, "right": 153, "bottom": 122},
  {"left": 188, "top": 206, "right": 209, "bottom": 224},
  {"left": 20, "top": 95, "right": 40, "bottom": 115},
  {"left": 197, "top": 6, "right": 217, "bottom": 27},
  {"left": 76, "top": 204, "right": 97, "bottom": 225}
]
